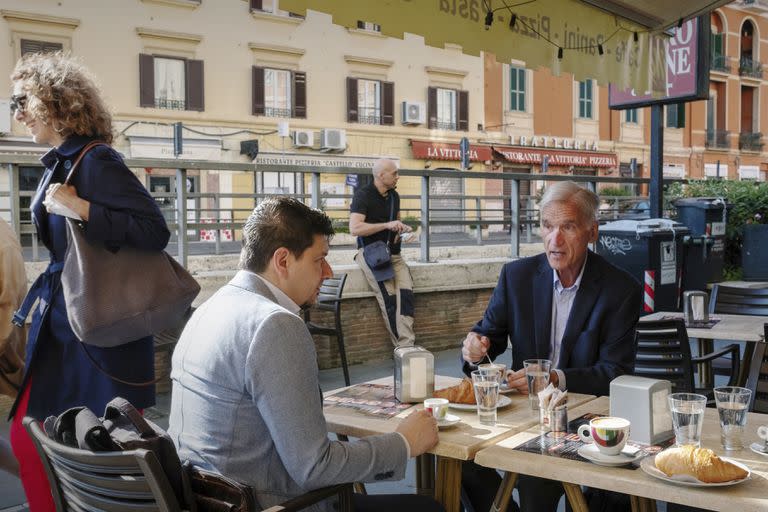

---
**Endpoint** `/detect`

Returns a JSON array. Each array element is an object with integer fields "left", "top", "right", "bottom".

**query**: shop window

[
  {"left": 139, "top": 54, "right": 204, "bottom": 111},
  {"left": 666, "top": 103, "right": 686, "bottom": 128},
  {"left": 346, "top": 77, "right": 394, "bottom": 125},
  {"left": 427, "top": 86, "right": 468, "bottom": 131},
  {"left": 252, "top": 67, "right": 306, "bottom": 118},
  {"left": 578, "top": 80, "right": 593, "bottom": 119},
  {"left": 509, "top": 66, "right": 526, "bottom": 112}
]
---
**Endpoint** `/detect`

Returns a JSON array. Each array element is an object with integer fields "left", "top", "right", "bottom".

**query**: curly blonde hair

[{"left": 11, "top": 52, "right": 114, "bottom": 144}]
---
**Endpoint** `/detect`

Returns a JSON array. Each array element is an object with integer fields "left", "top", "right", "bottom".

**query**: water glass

[
  {"left": 714, "top": 386, "right": 752, "bottom": 450},
  {"left": 668, "top": 393, "right": 707, "bottom": 447},
  {"left": 523, "top": 359, "right": 551, "bottom": 410},
  {"left": 471, "top": 370, "right": 499, "bottom": 426}
]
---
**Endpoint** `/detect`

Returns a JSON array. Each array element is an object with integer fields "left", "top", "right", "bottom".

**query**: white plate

[
  {"left": 499, "top": 382, "right": 517, "bottom": 395},
  {"left": 577, "top": 444, "right": 644, "bottom": 467},
  {"left": 437, "top": 414, "right": 461, "bottom": 429},
  {"left": 749, "top": 442, "right": 768, "bottom": 457},
  {"left": 640, "top": 455, "right": 751, "bottom": 487},
  {"left": 448, "top": 395, "right": 513, "bottom": 411}
]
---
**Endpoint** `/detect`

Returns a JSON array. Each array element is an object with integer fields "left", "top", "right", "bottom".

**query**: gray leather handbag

[{"left": 61, "top": 142, "right": 200, "bottom": 348}]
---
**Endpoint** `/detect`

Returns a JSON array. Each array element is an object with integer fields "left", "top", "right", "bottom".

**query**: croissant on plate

[
  {"left": 654, "top": 445, "right": 748, "bottom": 483},
  {"left": 433, "top": 378, "right": 476, "bottom": 404}
]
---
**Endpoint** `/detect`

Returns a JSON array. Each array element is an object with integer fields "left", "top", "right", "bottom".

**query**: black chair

[
  {"left": 24, "top": 417, "right": 354, "bottom": 512},
  {"left": 744, "top": 323, "right": 768, "bottom": 413},
  {"left": 304, "top": 274, "right": 350, "bottom": 386},
  {"left": 633, "top": 319, "right": 740, "bottom": 398},
  {"left": 708, "top": 284, "right": 768, "bottom": 383}
]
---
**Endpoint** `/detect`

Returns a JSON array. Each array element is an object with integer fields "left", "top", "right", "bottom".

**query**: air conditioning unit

[
  {"left": 320, "top": 128, "right": 346, "bottom": 151},
  {"left": 293, "top": 129, "right": 314, "bottom": 148},
  {"left": 401, "top": 101, "right": 426, "bottom": 125}
]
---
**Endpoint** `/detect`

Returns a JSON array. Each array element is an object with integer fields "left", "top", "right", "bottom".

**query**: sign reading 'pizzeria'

[{"left": 410, "top": 140, "right": 618, "bottom": 168}]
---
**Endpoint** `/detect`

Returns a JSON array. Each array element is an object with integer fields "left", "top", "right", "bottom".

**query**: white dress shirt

[{"left": 550, "top": 254, "right": 588, "bottom": 391}]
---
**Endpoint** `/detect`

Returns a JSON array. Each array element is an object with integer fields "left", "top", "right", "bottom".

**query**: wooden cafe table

[
  {"left": 323, "top": 375, "right": 597, "bottom": 512},
  {"left": 474, "top": 396, "right": 768, "bottom": 512},
  {"left": 643, "top": 311, "right": 768, "bottom": 386}
]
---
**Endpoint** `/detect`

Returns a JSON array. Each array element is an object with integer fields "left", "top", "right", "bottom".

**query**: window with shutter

[
  {"left": 293, "top": 71, "right": 307, "bottom": 119},
  {"left": 264, "top": 68, "right": 292, "bottom": 117},
  {"left": 427, "top": 87, "right": 437, "bottom": 129},
  {"left": 357, "top": 79, "right": 381, "bottom": 124},
  {"left": 666, "top": 103, "right": 685, "bottom": 128},
  {"left": 186, "top": 59, "right": 204, "bottom": 111},
  {"left": 625, "top": 108, "right": 638, "bottom": 123},
  {"left": 346, "top": 77, "right": 358, "bottom": 123},
  {"left": 435, "top": 88, "right": 457, "bottom": 130},
  {"left": 509, "top": 66, "right": 526, "bottom": 112},
  {"left": 578, "top": 80, "right": 593, "bottom": 119},
  {"left": 382, "top": 81, "right": 394, "bottom": 126},
  {"left": 252, "top": 66, "right": 265, "bottom": 116},
  {"left": 457, "top": 90, "right": 469, "bottom": 131},
  {"left": 138, "top": 54, "right": 205, "bottom": 111},
  {"left": 20, "top": 39, "right": 63, "bottom": 56}
]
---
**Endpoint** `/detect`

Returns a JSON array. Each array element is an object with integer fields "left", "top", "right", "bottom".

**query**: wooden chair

[
  {"left": 708, "top": 284, "right": 768, "bottom": 383},
  {"left": 745, "top": 323, "right": 768, "bottom": 413},
  {"left": 633, "top": 318, "right": 740, "bottom": 398},
  {"left": 304, "top": 274, "right": 350, "bottom": 386},
  {"left": 24, "top": 417, "right": 354, "bottom": 512}
]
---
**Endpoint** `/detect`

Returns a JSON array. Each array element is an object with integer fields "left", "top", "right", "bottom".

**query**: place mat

[
  {"left": 513, "top": 413, "right": 672, "bottom": 469},
  {"left": 323, "top": 383, "right": 412, "bottom": 418},
  {"left": 659, "top": 315, "right": 721, "bottom": 329}
]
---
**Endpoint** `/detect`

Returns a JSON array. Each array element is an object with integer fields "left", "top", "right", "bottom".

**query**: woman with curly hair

[{"left": 8, "top": 52, "right": 170, "bottom": 511}]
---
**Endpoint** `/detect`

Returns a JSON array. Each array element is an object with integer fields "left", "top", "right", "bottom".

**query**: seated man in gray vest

[{"left": 169, "top": 197, "right": 443, "bottom": 512}]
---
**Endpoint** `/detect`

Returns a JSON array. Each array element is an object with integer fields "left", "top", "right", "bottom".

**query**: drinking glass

[
  {"left": 471, "top": 370, "right": 499, "bottom": 426},
  {"left": 667, "top": 393, "right": 707, "bottom": 447},
  {"left": 523, "top": 359, "right": 551, "bottom": 410},
  {"left": 713, "top": 386, "right": 752, "bottom": 450}
]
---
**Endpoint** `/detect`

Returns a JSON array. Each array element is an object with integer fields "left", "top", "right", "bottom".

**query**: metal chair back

[
  {"left": 304, "top": 274, "right": 350, "bottom": 386},
  {"left": 745, "top": 324, "right": 768, "bottom": 413},
  {"left": 710, "top": 285, "right": 768, "bottom": 316},
  {"left": 634, "top": 319, "right": 696, "bottom": 393}
]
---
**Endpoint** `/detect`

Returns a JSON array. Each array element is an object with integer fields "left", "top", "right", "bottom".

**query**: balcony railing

[
  {"left": 739, "top": 57, "right": 763, "bottom": 78},
  {"left": 155, "top": 98, "right": 186, "bottom": 110},
  {"left": 710, "top": 54, "right": 730, "bottom": 73},
  {"left": 705, "top": 129, "right": 730, "bottom": 149},
  {"left": 264, "top": 107, "right": 292, "bottom": 118},
  {"left": 358, "top": 107, "right": 382, "bottom": 125},
  {"left": 739, "top": 131, "right": 764, "bottom": 151},
  {"left": 435, "top": 121, "right": 457, "bottom": 130},
  {"left": 741, "top": 0, "right": 768, "bottom": 12}
]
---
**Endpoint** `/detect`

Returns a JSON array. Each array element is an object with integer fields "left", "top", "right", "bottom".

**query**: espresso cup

[
  {"left": 577, "top": 417, "right": 631, "bottom": 456},
  {"left": 424, "top": 398, "right": 449, "bottom": 420},
  {"left": 478, "top": 362, "right": 507, "bottom": 385},
  {"left": 758, "top": 425, "right": 768, "bottom": 451}
]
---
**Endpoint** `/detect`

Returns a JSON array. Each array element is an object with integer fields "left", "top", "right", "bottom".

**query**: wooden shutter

[
  {"left": 249, "top": 0, "right": 263, "bottom": 10},
  {"left": 20, "top": 39, "right": 63, "bottom": 56},
  {"left": 186, "top": 59, "right": 205, "bottom": 111},
  {"left": 346, "top": 77, "right": 358, "bottom": 123},
  {"left": 252, "top": 66, "right": 265, "bottom": 116},
  {"left": 293, "top": 71, "right": 307, "bottom": 119},
  {"left": 381, "top": 81, "right": 394, "bottom": 125},
  {"left": 457, "top": 90, "right": 469, "bottom": 131},
  {"left": 427, "top": 86, "right": 437, "bottom": 129},
  {"left": 139, "top": 54, "right": 155, "bottom": 108}
]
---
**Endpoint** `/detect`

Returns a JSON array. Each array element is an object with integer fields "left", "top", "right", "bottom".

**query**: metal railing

[
  {"left": 264, "top": 106, "right": 292, "bottom": 118},
  {"left": 739, "top": 131, "right": 764, "bottom": 152},
  {"left": 357, "top": 107, "right": 381, "bottom": 125},
  {"left": 739, "top": 57, "right": 763, "bottom": 78},
  {"left": 710, "top": 54, "right": 730, "bottom": 73},
  {"left": 705, "top": 129, "right": 730, "bottom": 149},
  {"left": 1, "top": 154, "right": 662, "bottom": 267},
  {"left": 435, "top": 121, "right": 457, "bottom": 130},
  {"left": 154, "top": 98, "right": 186, "bottom": 110}
]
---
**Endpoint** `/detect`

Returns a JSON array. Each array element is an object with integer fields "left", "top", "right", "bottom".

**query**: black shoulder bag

[{"left": 362, "top": 193, "right": 396, "bottom": 272}]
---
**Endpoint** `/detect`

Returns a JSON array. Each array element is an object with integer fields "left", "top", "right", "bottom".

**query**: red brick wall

[{"left": 309, "top": 288, "right": 494, "bottom": 369}]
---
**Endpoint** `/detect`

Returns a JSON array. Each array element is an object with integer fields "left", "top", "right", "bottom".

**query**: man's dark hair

[{"left": 239, "top": 197, "right": 334, "bottom": 273}]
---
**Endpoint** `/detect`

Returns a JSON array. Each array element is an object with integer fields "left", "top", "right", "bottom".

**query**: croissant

[
  {"left": 654, "top": 445, "right": 748, "bottom": 483},
  {"left": 433, "top": 379, "right": 476, "bottom": 404}
]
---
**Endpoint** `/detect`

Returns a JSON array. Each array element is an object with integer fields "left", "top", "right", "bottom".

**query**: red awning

[{"left": 410, "top": 140, "right": 618, "bottom": 168}]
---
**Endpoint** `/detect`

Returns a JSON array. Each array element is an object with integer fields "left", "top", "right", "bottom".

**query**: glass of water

[
  {"left": 714, "top": 386, "right": 752, "bottom": 451},
  {"left": 471, "top": 370, "right": 499, "bottom": 426},
  {"left": 523, "top": 359, "right": 551, "bottom": 410},
  {"left": 668, "top": 393, "right": 707, "bottom": 447}
]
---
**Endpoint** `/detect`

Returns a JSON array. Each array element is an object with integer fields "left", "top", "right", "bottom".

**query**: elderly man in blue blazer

[
  {"left": 169, "top": 197, "right": 444, "bottom": 512},
  {"left": 461, "top": 181, "right": 642, "bottom": 512}
]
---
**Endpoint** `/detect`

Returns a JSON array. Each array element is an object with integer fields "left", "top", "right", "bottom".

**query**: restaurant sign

[
  {"left": 255, "top": 152, "right": 399, "bottom": 169},
  {"left": 410, "top": 140, "right": 617, "bottom": 168}
]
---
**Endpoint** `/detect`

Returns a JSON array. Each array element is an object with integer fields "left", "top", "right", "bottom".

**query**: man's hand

[
  {"left": 387, "top": 220, "right": 412, "bottom": 234},
  {"left": 506, "top": 368, "right": 529, "bottom": 394},
  {"left": 461, "top": 332, "right": 490, "bottom": 364},
  {"left": 396, "top": 410, "right": 438, "bottom": 457}
]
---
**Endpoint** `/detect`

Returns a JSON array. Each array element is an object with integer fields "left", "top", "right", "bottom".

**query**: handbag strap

[
  {"left": 64, "top": 141, "right": 110, "bottom": 184},
  {"left": 385, "top": 191, "right": 396, "bottom": 248}
]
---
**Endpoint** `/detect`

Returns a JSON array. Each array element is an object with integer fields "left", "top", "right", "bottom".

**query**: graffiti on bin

[{"left": 599, "top": 235, "right": 632, "bottom": 256}]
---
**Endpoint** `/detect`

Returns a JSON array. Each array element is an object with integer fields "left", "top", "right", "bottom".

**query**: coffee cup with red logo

[{"left": 577, "top": 417, "right": 631, "bottom": 456}]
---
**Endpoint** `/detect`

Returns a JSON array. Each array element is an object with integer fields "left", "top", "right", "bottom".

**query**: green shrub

[{"left": 599, "top": 186, "right": 631, "bottom": 197}]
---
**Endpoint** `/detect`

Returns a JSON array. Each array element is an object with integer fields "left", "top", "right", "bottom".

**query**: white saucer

[
  {"left": 449, "top": 395, "right": 513, "bottom": 410},
  {"left": 577, "top": 444, "right": 644, "bottom": 466},
  {"left": 437, "top": 414, "right": 461, "bottom": 429},
  {"left": 749, "top": 442, "right": 768, "bottom": 457},
  {"left": 499, "top": 382, "right": 517, "bottom": 395}
]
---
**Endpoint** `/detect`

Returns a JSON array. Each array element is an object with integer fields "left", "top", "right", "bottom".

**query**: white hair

[{"left": 539, "top": 181, "right": 599, "bottom": 223}]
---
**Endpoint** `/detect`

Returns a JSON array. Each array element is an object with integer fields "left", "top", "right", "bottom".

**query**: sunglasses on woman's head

[{"left": 10, "top": 94, "right": 27, "bottom": 114}]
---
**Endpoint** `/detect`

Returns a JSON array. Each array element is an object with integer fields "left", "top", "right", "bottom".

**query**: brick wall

[{"left": 308, "top": 287, "right": 493, "bottom": 369}]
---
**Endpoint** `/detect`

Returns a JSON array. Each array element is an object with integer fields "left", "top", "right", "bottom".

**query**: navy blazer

[
  {"left": 464, "top": 251, "right": 641, "bottom": 396},
  {"left": 11, "top": 135, "right": 170, "bottom": 420}
]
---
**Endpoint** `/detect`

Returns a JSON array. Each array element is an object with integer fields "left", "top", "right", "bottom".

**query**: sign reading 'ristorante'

[{"left": 410, "top": 140, "right": 618, "bottom": 168}]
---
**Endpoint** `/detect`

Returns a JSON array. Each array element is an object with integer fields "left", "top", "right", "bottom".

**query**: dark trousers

[{"left": 352, "top": 493, "right": 446, "bottom": 512}]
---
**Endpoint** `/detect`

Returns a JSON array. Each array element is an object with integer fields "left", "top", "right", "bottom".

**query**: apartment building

[
  {"left": 0, "top": 0, "right": 490, "bottom": 230},
  {"left": 480, "top": 1, "right": 767, "bottom": 197}
]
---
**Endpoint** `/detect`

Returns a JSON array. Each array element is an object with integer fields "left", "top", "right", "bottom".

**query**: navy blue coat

[
  {"left": 463, "top": 251, "right": 641, "bottom": 396},
  {"left": 11, "top": 135, "right": 170, "bottom": 420}
]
